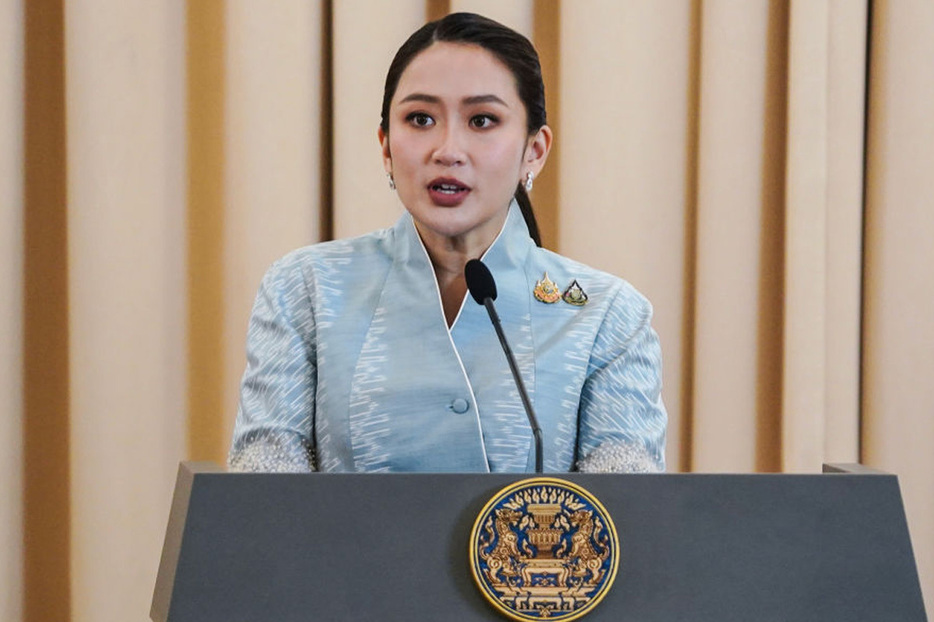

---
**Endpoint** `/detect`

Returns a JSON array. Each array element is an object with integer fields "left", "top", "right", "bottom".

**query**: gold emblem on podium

[{"left": 469, "top": 478, "right": 620, "bottom": 621}]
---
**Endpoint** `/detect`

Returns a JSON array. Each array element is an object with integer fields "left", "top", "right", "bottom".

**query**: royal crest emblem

[
  {"left": 469, "top": 478, "right": 620, "bottom": 621},
  {"left": 533, "top": 272, "right": 561, "bottom": 304}
]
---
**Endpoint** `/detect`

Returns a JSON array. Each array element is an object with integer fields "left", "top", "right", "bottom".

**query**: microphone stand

[{"left": 479, "top": 295, "right": 544, "bottom": 474}]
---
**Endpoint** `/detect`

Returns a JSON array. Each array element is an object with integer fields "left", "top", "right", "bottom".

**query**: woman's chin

[{"left": 411, "top": 210, "right": 508, "bottom": 251}]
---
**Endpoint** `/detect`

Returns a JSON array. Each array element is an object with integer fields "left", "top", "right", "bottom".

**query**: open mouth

[
  {"left": 430, "top": 181, "right": 468, "bottom": 194},
  {"left": 427, "top": 178, "right": 471, "bottom": 206}
]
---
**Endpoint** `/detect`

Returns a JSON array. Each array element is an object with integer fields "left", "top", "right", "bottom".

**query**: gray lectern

[{"left": 152, "top": 463, "right": 926, "bottom": 621}]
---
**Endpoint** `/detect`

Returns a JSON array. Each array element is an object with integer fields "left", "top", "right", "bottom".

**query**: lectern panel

[{"left": 152, "top": 464, "right": 926, "bottom": 621}]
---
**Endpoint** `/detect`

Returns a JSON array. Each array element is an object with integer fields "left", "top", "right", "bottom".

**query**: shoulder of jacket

[
  {"left": 265, "top": 227, "right": 394, "bottom": 280},
  {"left": 530, "top": 248, "right": 651, "bottom": 311}
]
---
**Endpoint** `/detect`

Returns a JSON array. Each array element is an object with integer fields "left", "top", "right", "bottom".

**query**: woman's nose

[{"left": 433, "top": 125, "right": 466, "bottom": 166}]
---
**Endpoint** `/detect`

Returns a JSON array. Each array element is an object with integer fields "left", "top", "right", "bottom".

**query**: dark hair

[{"left": 380, "top": 12, "right": 546, "bottom": 247}]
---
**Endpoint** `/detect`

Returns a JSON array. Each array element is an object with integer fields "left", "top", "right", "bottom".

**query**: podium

[{"left": 152, "top": 463, "right": 926, "bottom": 621}]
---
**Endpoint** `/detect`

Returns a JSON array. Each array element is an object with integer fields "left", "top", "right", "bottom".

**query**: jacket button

[{"left": 451, "top": 398, "right": 470, "bottom": 414}]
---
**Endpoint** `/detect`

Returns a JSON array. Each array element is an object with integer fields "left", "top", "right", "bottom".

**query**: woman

[{"left": 228, "top": 13, "right": 667, "bottom": 474}]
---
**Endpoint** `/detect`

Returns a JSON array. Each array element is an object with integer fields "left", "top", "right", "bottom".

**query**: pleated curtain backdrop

[{"left": 1, "top": 0, "right": 931, "bottom": 619}]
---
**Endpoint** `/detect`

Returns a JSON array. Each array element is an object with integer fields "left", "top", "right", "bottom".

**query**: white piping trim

[
  {"left": 413, "top": 224, "right": 491, "bottom": 472},
  {"left": 449, "top": 290, "right": 468, "bottom": 328},
  {"left": 479, "top": 201, "right": 514, "bottom": 263},
  {"left": 449, "top": 203, "right": 514, "bottom": 331}
]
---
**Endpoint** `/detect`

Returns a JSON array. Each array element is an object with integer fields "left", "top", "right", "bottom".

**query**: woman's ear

[
  {"left": 378, "top": 126, "right": 392, "bottom": 175},
  {"left": 524, "top": 124, "right": 553, "bottom": 178}
]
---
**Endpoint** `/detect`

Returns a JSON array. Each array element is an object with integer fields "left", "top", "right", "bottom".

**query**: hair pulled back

[{"left": 380, "top": 12, "right": 546, "bottom": 247}]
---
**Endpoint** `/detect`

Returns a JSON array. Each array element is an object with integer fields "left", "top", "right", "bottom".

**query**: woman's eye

[
  {"left": 406, "top": 113, "right": 434, "bottom": 128},
  {"left": 470, "top": 114, "right": 497, "bottom": 129}
]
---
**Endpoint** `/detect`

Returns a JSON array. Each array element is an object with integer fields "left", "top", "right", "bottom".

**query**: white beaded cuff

[
  {"left": 576, "top": 440, "right": 662, "bottom": 474},
  {"left": 228, "top": 431, "right": 316, "bottom": 473}
]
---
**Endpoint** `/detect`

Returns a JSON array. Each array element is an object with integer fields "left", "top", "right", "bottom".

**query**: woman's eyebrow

[
  {"left": 397, "top": 93, "right": 508, "bottom": 107},
  {"left": 398, "top": 93, "right": 439, "bottom": 104},
  {"left": 462, "top": 94, "right": 508, "bottom": 107}
]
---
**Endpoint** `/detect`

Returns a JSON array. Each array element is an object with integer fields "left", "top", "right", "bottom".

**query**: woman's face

[{"left": 379, "top": 42, "right": 550, "bottom": 248}]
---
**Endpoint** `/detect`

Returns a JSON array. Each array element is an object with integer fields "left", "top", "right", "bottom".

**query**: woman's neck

[{"left": 416, "top": 227, "right": 496, "bottom": 328}]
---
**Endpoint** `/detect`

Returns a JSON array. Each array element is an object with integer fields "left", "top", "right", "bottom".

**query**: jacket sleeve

[
  {"left": 228, "top": 257, "right": 317, "bottom": 472},
  {"left": 575, "top": 287, "right": 667, "bottom": 473}
]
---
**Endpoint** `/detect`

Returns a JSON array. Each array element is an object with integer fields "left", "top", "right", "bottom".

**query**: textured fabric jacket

[{"left": 229, "top": 204, "right": 667, "bottom": 473}]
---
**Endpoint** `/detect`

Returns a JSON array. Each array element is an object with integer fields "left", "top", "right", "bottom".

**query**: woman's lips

[{"left": 427, "top": 178, "right": 471, "bottom": 207}]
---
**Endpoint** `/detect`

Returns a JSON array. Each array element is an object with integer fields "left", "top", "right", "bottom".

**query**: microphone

[{"left": 464, "top": 259, "right": 544, "bottom": 473}]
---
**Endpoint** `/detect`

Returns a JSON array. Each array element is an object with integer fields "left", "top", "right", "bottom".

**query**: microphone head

[{"left": 465, "top": 259, "right": 497, "bottom": 304}]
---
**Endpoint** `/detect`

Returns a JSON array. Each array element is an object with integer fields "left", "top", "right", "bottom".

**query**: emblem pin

[
  {"left": 533, "top": 272, "right": 561, "bottom": 304},
  {"left": 561, "top": 280, "right": 588, "bottom": 306}
]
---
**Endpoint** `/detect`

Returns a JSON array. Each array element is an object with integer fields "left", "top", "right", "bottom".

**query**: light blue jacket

[{"left": 229, "top": 204, "right": 666, "bottom": 473}]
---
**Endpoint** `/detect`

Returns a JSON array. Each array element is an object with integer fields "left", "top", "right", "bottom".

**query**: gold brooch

[
  {"left": 533, "top": 272, "right": 561, "bottom": 304},
  {"left": 561, "top": 280, "right": 588, "bottom": 306},
  {"left": 469, "top": 477, "right": 620, "bottom": 621}
]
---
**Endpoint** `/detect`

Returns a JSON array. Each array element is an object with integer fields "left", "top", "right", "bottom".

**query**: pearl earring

[{"left": 524, "top": 171, "right": 534, "bottom": 192}]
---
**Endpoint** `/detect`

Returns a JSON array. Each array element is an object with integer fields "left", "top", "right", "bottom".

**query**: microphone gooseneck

[{"left": 464, "top": 259, "right": 544, "bottom": 473}]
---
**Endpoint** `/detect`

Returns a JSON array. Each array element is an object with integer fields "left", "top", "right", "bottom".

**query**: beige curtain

[
  {"left": 3, "top": 0, "right": 931, "bottom": 619},
  {"left": 1, "top": 2, "right": 25, "bottom": 621},
  {"left": 863, "top": 0, "right": 934, "bottom": 610}
]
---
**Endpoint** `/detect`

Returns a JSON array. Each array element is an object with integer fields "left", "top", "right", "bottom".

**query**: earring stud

[
  {"left": 524, "top": 171, "right": 534, "bottom": 192},
  {"left": 387, "top": 172, "right": 396, "bottom": 191}
]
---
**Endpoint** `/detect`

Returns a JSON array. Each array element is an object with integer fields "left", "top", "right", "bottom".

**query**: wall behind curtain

[{"left": 2, "top": 0, "right": 931, "bottom": 619}]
